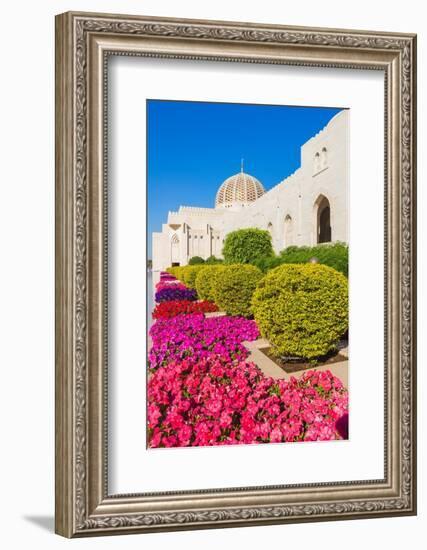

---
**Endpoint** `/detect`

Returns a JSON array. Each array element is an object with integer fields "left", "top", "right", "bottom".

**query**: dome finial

[{"left": 241, "top": 158, "right": 244, "bottom": 173}]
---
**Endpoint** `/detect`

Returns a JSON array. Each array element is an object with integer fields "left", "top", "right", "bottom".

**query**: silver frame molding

[{"left": 55, "top": 11, "right": 417, "bottom": 538}]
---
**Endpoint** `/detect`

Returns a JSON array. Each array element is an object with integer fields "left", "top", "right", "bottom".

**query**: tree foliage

[{"left": 222, "top": 228, "right": 274, "bottom": 265}]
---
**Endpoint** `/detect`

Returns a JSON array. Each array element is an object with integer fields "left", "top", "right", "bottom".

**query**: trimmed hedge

[
  {"left": 188, "top": 256, "right": 205, "bottom": 265},
  {"left": 280, "top": 242, "right": 348, "bottom": 276},
  {"left": 195, "top": 265, "right": 226, "bottom": 302},
  {"left": 166, "top": 266, "right": 186, "bottom": 279},
  {"left": 252, "top": 255, "right": 284, "bottom": 273},
  {"left": 212, "top": 264, "right": 263, "bottom": 317},
  {"left": 252, "top": 264, "right": 348, "bottom": 360},
  {"left": 170, "top": 266, "right": 185, "bottom": 281},
  {"left": 166, "top": 264, "right": 221, "bottom": 291},
  {"left": 252, "top": 242, "right": 348, "bottom": 276},
  {"left": 222, "top": 228, "right": 274, "bottom": 265},
  {"left": 205, "top": 255, "right": 224, "bottom": 265},
  {"left": 177, "top": 265, "right": 204, "bottom": 289}
]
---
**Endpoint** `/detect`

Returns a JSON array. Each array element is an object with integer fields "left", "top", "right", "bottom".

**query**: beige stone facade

[{"left": 152, "top": 110, "right": 348, "bottom": 272}]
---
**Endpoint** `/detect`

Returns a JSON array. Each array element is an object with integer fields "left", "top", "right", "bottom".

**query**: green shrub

[
  {"left": 212, "top": 264, "right": 263, "bottom": 317},
  {"left": 279, "top": 242, "right": 348, "bottom": 276},
  {"left": 205, "top": 255, "right": 223, "bottom": 265},
  {"left": 188, "top": 256, "right": 205, "bottom": 265},
  {"left": 195, "top": 265, "right": 226, "bottom": 301},
  {"left": 171, "top": 266, "right": 185, "bottom": 281},
  {"left": 252, "top": 255, "right": 284, "bottom": 273},
  {"left": 166, "top": 266, "right": 181, "bottom": 278},
  {"left": 180, "top": 265, "right": 205, "bottom": 289},
  {"left": 252, "top": 264, "right": 348, "bottom": 360},
  {"left": 222, "top": 228, "right": 274, "bottom": 265}
]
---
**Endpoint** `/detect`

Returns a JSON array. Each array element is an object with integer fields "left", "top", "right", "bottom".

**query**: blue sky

[{"left": 147, "top": 100, "right": 342, "bottom": 259}]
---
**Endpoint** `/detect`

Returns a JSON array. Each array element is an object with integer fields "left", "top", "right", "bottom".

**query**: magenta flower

[
  {"left": 148, "top": 313, "right": 259, "bottom": 372},
  {"left": 147, "top": 355, "right": 349, "bottom": 448}
]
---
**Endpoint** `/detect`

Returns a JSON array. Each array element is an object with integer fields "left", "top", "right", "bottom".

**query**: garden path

[{"left": 243, "top": 339, "right": 349, "bottom": 389}]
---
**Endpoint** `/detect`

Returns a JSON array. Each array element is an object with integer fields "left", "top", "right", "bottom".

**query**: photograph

[
  {"left": 147, "top": 99, "right": 350, "bottom": 449},
  {"left": 53, "top": 9, "right": 416, "bottom": 537}
]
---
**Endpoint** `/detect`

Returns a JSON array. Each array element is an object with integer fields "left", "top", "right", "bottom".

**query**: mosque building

[{"left": 152, "top": 110, "right": 348, "bottom": 271}]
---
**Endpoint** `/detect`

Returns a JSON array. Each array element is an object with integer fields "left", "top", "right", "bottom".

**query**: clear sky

[{"left": 147, "top": 100, "right": 342, "bottom": 259}]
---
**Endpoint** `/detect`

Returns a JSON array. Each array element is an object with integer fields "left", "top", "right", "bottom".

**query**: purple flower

[{"left": 155, "top": 287, "right": 198, "bottom": 303}]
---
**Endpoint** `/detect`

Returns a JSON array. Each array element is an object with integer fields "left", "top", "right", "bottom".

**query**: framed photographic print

[{"left": 55, "top": 11, "right": 417, "bottom": 537}]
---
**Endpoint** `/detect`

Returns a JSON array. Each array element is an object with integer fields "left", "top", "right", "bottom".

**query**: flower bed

[
  {"left": 155, "top": 281, "right": 187, "bottom": 292},
  {"left": 153, "top": 299, "right": 219, "bottom": 320},
  {"left": 148, "top": 356, "right": 348, "bottom": 447},
  {"left": 148, "top": 313, "right": 259, "bottom": 371},
  {"left": 155, "top": 286, "right": 198, "bottom": 303},
  {"left": 148, "top": 269, "right": 349, "bottom": 449},
  {"left": 159, "top": 272, "right": 177, "bottom": 282}
]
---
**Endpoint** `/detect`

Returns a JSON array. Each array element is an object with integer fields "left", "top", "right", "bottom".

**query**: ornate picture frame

[{"left": 55, "top": 11, "right": 417, "bottom": 537}]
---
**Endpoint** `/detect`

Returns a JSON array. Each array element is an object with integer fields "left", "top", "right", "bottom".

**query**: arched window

[
  {"left": 321, "top": 147, "right": 328, "bottom": 169},
  {"left": 314, "top": 152, "right": 320, "bottom": 174},
  {"left": 284, "top": 215, "right": 293, "bottom": 247},
  {"left": 267, "top": 222, "right": 273, "bottom": 235},
  {"left": 171, "top": 233, "right": 180, "bottom": 263},
  {"left": 314, "top": 195, "right": 332, "bottom": 243}
]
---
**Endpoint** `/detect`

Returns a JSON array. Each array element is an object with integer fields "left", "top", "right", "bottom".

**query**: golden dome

[{"left": 215, "top": 171, "right": 265, "bottom": 210}]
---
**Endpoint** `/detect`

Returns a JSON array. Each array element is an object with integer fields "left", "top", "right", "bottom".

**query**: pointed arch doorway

[{"left": 315, "top": 195, "right": 332, "bottom": 244}]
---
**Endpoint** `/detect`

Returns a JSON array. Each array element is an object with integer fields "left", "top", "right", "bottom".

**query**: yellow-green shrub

[
  {"left": 252, "top": 264, "right": 348, "bottom": 360},
  {"left": 212, "top": 264, "right": 263, "bottom": 317},
  {"left": 195, "top": 265, "right": 226, "bottom": 302},
  {"left": 179, "top": 265, "right": 205, "bottom": 289},
  {"left": 169, "top": 266, "right": 184, "bottom": 281},
  {"left": 166, "top": 266, "right": 180, "bottom": 277}
]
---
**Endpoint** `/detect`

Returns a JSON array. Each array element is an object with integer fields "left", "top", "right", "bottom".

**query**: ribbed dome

[{"left": 215, "top": 171, "right": 265, "bottom": 210}]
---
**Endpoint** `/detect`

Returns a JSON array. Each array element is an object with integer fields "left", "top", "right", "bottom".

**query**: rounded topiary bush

[
  {"left": 222, "top": 228, "right": 274, "bottom": 265},
  {"left": 212, "top": 264, "right": 263, "bottom": 317},
  {"left": 252, "top": 264, "right": 348, "bottom": 360},
  {"left": 171, "top": 266, "right": 185, "bottom": 282},
  {"left": 195, "top": 265, "right": 225, "bottom": 302},
  {"left": 180, "top": 265, "right": 205, "bottom": 289}
]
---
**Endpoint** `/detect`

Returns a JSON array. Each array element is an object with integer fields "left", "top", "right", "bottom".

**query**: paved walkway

[{"left": 243, "top": 338, "right": 348, "bottom": 389}]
